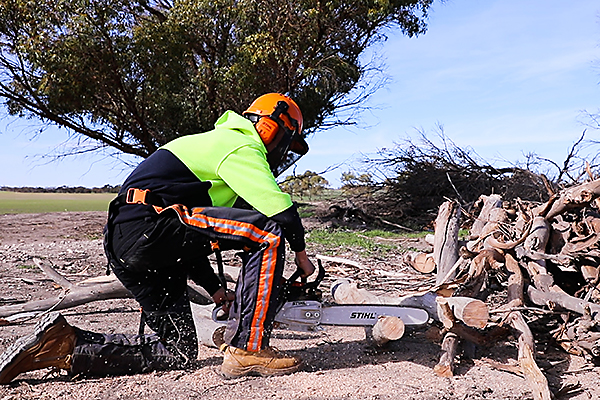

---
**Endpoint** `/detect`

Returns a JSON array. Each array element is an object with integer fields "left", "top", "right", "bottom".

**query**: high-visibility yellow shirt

[{"left": 161, "top": 110, "right": 292, "bottom": 217}]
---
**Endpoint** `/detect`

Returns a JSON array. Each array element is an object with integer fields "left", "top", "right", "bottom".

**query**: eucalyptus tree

[{"left": 0, "top": 0, "right": 434, "bottom": 159}]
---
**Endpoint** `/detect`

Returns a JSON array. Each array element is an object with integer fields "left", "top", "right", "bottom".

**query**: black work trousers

[{"left": 69, "top": 204, "right": 286, "bottom": 377}]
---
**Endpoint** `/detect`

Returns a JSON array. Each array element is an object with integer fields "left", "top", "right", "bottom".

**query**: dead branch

[
  {"left": 544, "top": 178, "right": 600, "bottom": 219},
  {"left": 0, "top": 258, "right": 224, "bottom": 320},
  {"left": 433, "top": 200, "right": 461, "bottom": 285}
]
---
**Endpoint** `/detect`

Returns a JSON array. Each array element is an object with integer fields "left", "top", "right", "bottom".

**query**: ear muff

[{"left": 255, "top": 116, "right": 280, "bottom": 144}]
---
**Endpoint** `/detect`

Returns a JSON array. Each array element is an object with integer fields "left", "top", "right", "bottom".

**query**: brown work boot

[
  {"left": 0, "top": 312, "right": 76, "bottom": 384},
  {"left": 220, "top": 345, "right": 302, "bottom": 378}
]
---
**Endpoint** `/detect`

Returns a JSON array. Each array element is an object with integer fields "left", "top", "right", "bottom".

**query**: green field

[{"left": 0, "top": 191, "right": 116, "bottom": 214}]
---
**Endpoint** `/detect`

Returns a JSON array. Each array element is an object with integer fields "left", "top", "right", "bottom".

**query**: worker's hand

[
  {"left": 294, "top": 250, "right": 315, "bottom": 278},
  {"left": 212, "top": 287, "right": 235, "bottom": 314}
]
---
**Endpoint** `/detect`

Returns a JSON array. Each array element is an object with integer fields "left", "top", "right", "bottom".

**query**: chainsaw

[{"left": 213, "top": 260, "right": 429, "bottom": 332}]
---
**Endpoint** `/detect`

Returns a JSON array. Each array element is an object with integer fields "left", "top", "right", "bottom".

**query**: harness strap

[
  {"left": 211, "top": 241, "right": 228, "bottom": 291},
  {"left": 138, "top": 308, "right": 146, "bottom": 345},
  {"left": 123, "top": 188, "right": 164, "bottom": 207}
]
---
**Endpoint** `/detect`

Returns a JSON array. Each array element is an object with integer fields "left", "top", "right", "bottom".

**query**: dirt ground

[{"left": 0, "top": 211, "right": 598, "bottom": 400}]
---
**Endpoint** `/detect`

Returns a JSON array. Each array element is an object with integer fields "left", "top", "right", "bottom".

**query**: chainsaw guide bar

[{"left": 274, "top": 300, "right": 429, "bottom": 332}]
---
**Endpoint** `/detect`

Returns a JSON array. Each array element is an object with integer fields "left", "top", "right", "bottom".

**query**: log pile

[
  {"left": 323, "top": 178, "right": 600, "bottom": 399},
  {"left": 393, "top": 178, "right": 600, "bottom": 399}
]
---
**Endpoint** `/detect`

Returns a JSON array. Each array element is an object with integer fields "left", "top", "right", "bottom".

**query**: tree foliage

[
  {"left": 340, "top": 171, "right": 374, "bottom": 197},
  {"left": 0, "top": 0, "right": 434, "bottom": 159},
  {"left": 280, "top": 170, "right": 329, "bottom": 199}
]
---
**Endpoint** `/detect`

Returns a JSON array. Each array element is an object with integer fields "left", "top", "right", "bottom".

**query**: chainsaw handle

[
  {"left": 306, "top": 259, "right": 326, "bottom": 289},
  {"left": 212, "top": 305, "right": 228, "bottom": 324},
  {"left": 312, "top": 259, "right": 326, "bottom": 287},
  {"left": 287, "top": 268, "right": 304, "bottom": 285},
  {"left": 287, "top": 259, "right": 325, "bottom": 288}
]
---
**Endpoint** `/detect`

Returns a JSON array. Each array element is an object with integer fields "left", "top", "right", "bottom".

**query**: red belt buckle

[{"left": 126, "top": 188, "right": 149, "bottom": 204}]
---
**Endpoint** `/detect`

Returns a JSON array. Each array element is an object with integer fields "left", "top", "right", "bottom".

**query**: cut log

[
  {"left": 436, "top": 297, "right": 488, "bottom": 329},
  {"left": 434, "top": 296, "right": 462, "bottom": 377},
  {"left": 331, "top": 280, "right": 488, "bottom": 329},
  {"left": 434, "top": 332, "right": 459, "bottom": 377},
  {"left": 191, "top": 303, "right": 226, "bottom": 349},
  {"left": 402, "top": 251, "right": 436, "bottom": 274},
  {"left": 365, "top": 315, "right": 405, "bottom": 347}
]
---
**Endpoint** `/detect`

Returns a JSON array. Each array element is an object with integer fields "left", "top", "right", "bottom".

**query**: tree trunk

[{"left": 0, "top": 259, "right": 218, "bottom": 319}]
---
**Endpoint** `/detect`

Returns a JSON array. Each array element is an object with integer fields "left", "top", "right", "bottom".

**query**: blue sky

[{"left": 1, "top": 0, "right": 599, "bottom": 188}]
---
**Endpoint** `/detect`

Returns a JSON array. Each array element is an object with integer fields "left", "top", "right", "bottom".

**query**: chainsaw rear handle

[{"left": 287, "top": 258, "right": 325, "bottom": 290}]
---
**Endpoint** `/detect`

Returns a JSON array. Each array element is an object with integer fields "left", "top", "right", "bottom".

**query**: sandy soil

[{"left": 0, "top": 211, "right": 598, "bottom": 400}]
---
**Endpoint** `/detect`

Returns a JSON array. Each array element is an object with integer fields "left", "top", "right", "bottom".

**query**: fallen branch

[
  {"left": 506, "top": 312, "right": 552, "bottom": 400},
  {"left": 503, "top": 253, "right": 552, "bottom": 400},
  {"left": 0, "top": 259, "right": 217, "bottom": 320},
  {"left": 527, "top": 286, "right": 600, "bottom": 321},
  {"left": 544, "top": 178, "right": 600, "bottom": 219}
]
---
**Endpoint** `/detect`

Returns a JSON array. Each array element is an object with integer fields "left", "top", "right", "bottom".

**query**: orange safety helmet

[
  {"left": 243, "top": 93, "right": 309, "bottom": 176},
  {"left": 243, "top": 93, "right": 304, "bottom": 144}
]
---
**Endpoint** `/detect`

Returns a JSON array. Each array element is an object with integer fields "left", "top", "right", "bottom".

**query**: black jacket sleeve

[{"left": 270, "top": 203, "right": 306, "bottom": 252}]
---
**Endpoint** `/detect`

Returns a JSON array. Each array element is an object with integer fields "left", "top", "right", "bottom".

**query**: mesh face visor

[{"left": 268, "top": 130, "right": 308, "bottom": 177}]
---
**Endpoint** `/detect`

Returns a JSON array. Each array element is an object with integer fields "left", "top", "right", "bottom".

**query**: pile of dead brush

[{"left": 334, "top": 132, "right": 595, "bottom": 230}]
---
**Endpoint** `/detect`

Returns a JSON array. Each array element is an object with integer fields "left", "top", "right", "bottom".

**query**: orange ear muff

[{"left": 255, "top": 116, "right": 279, "bottom": 144}]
